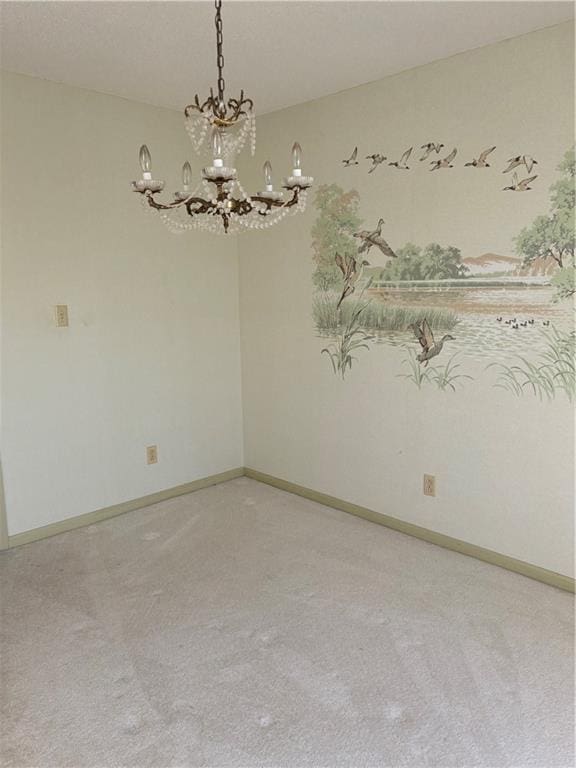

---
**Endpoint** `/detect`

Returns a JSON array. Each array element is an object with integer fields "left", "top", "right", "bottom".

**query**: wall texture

[
  {"left": 238, "top": 23, "right": 575, "bottom": 577},
  {"left": 0, "top": 71, "right": 243, "bottom": 536}
]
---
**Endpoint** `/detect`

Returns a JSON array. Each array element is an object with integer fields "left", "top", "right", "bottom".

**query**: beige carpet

[{"left": 1, "top": 477, "right": 573, "bottom": 768}]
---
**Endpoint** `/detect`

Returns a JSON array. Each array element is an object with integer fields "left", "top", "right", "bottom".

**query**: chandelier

[{"left": 131, "top": 0, "right": 313, "bottom": 235}]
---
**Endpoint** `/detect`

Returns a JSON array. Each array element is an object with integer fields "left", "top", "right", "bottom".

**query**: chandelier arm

[
  {"left": 186, "top": 199, "right": 214, "bottom": 216},
  {"left": 141, "top": 185, "right": 300, "bottom": 211},
  {"left": 251, "top": 187, "right": 301, "bottom": 209},
  {"left": 142, "top": 192, "right": 213, "bottom": 213},
  {"left": 227, "top": 95, "right": 254, "bottom": 115},
  {"left": 185, "top": 95, "right": 253, "bottom": 128},
  {"left": 135, "top": 183, "right": 303, "bottom": 233}
]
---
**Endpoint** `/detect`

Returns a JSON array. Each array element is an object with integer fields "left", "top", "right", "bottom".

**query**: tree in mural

[
  {"left": 379, "top": 243, "right": 469, "bottom": 281},
  {"left": 515, "top": 147, "right": 575, "bottom": 299},
  {"left": 311, "top": 184, "right": 363, "bottom": 291}
]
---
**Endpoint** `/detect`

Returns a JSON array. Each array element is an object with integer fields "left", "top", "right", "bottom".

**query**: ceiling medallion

[{"left": 131, "top": 0, "right": 313, "bottom": 235}]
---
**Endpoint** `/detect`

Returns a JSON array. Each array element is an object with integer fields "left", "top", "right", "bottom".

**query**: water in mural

[{"left": 313, "top": 147, "right": 575, "bottom": 400}]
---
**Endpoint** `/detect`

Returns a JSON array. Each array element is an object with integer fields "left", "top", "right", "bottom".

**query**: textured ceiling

[{"left": 1, "top": 1, "right": 573, "bottom": 115}]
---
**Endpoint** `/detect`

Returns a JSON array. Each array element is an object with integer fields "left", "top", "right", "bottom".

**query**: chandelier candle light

[{"left": 131, "top": 0, "right": 312, "bottom": 235}]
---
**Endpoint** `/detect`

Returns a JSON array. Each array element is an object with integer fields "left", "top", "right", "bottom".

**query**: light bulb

[
  {"left": 182, "top": 161, "right": 192, "bottom": 190},
  {"left": 292, "top": 142, "right": 302, "bottom": 176},
  {"left": 263, "top": 161, "right": 273, "bottom": 191},
  {"left": 139, "top": 144, "right": 152, "bottom": 179},
  {"left": 212, "top": 128, "right": 223, "bottom": 167}
]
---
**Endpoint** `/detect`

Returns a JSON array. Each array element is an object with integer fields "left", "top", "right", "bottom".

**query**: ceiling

[{"left": 1, "top": 1, "right": 573, "bottom": 115}]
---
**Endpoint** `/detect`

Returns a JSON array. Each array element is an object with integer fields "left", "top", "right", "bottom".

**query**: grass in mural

[
  {"left": 313, "top": 293, "right": 459, "bottom": 333},
  {"left": 397, "top": 347, "right": 433, "bottom": 389},
  {"left": 488, "top": 326, "right": 575, "bottom": 401},
  {"left": 321, "top": 300, "right": 374, "bottom": 379},
  {"left": 428, "top": 355, "right": 474, "bottom": 392},
  {"left": 398, "top": 347, "right": 473, "bottom": 391}
]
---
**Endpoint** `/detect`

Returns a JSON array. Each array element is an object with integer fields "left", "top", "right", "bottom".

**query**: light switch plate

[
  {"left": 55, "top": 305, "right": 69, "bottom": 327},
  {"left": 423, "top": 474, "right": 436, "bottom": 497}
]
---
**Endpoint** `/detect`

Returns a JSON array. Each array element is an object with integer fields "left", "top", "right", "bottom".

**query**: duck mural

[{"left": 314, "top": 145, "right": 574, "bottom": 400}]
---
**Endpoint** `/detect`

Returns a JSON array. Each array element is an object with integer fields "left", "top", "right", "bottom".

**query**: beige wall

[
  {"left": 0, "top": 71, "right": 243, "bottom": 536},
  {"left": 238, "top": 23, "right": 575, "bottom": 577}
]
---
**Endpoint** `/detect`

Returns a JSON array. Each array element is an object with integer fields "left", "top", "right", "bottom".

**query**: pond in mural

[{"left": 365, "top": 278, "right": 572, "bottom": 361}]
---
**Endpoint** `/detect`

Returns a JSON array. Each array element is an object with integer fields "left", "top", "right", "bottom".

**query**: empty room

[{"left": 0, "top": 1, "right": 574, "bottom": 766}]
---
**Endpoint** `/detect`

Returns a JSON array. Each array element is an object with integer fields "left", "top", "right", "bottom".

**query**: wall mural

[{"left": 313, "top": 147, "right": 575, "bottom": 400}]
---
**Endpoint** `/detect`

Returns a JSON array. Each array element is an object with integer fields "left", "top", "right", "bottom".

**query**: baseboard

[
  {"left": 7, "top": 467, "right": 244, "bottom": 549},
  {"left": 244, "top": 467, "right": 575, "bottom": 593},
  {"left": 7, "top": 464, "right": 574, "bottom": 593},
  {"left": 0, "top": 459, "right": 9, "bottom": 551}
]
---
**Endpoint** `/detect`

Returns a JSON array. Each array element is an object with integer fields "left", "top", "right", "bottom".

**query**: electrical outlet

[
  {"left": 146, "top": 445, "right": 158, "bottom": 465},
  {"left": 423, "top": 474, "right": 436, "bottom": 497},
  {"left": 55, "top": 305, "right": 69, "bottom": 327}
]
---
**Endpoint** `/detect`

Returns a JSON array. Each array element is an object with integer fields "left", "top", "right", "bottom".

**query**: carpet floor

[{"left": 1, "top": 477, "right": 573, "bottom": 768}]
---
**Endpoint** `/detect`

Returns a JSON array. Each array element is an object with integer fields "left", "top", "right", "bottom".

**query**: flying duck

[
  {"left": 503, "top": 172, "right": 538, "bottom": 191},
  {"left": 354, "top": 219, "right": 397, "bottom": 259},
  {"left": 342, "top": 147, "right": 359, "bottom": 167},
  {"left": 366, "top": 153, "right": 387, "bottom": 173},
  {"left": 335, "top": 252, "right": 369, "bottom": 309},
  {"left": 465, "top": 146, "right": 496, "bottom": 168},
  {"left": 502, "top": 156, "right": 523, "bottom": 173},
  {"left": 389, "top": 147, "right": 412, "bottom": 170},
  {"left": 430, "top": 148, "right": 457, "bottom": 171},
  {"left": 502, "top": 155, "right": 538, "bottom": 174},
  {"left": 419, "top": 143, "right": 444, "bottom": 161},
  {"left": 410, "top": 319, "right": 455, "bottom": 366}
]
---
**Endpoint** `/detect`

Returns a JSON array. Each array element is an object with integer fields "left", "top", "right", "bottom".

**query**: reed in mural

[
  {"left": 488, "top": 325, "right": 575, "bottom": 401},
  {"left": 397, "top": 347, "right": 433, "bottom": 389},
  {"left": 321, "top": 299, "right": 374, "bottom": 379},
  {"left": 313, "top": 293, "right": 459, "bottom": 334},
  {"left": 428, "top": 354, "right": 474, "bottom": 391},
  {"left": 398, "top": 348, "right": 473, "bottom": 391}
]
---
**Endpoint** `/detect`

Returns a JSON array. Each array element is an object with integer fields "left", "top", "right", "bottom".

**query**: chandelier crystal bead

[{"left": 130, "top": 0, "right": 312, "bottom": 235}]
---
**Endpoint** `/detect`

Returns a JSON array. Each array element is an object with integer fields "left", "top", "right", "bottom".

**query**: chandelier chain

[{"left": 215, "top": 0, "right": 225, "bottom": 108}]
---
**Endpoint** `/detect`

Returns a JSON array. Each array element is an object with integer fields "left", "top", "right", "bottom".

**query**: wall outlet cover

[{"left": 146, "top": 445, "right": 158, "bottom": 465}]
